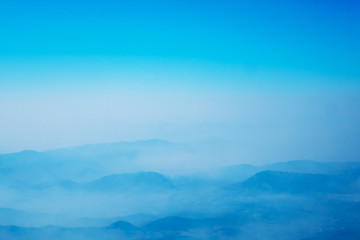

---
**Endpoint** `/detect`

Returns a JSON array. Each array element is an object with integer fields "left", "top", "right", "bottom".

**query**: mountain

[
  {"left": 106, "top": 220, "right": 139, "bottom": 232},
  {"left": 0, "top": 140, "right": 178, "bottom": 185},
  {"left": 1, "top": 198, "right": 360, "bottom": 240},
  {"left": 215, "top": 164, "right": 259, "bottom": 183},
  {"left": 263, "top": 160, "right": 360, "bottom": 174},
  {"left": 2, "top": 141, "right": 358, "bottom": 189},
  {"left": 238, "top": 170, "right": 360, "bottom": 194},
  {"left": 144, "top": 216, "right": 201, "bottom": 232},
  {"left": 206, "top": 160, "right": 360, "bottom": 186},
  {"left": 142, "top": 215, "right": 242, "bottom": 240},
  {"left": 114, "top": 213, "right": 157, "bottom": 226},
  {"left": 84, "top": 172, "right": 174, "bottom": 192}
]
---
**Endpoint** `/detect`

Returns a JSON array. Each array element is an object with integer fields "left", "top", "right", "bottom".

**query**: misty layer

[{"left": 0, "top": 141, "right": 359, "bottom": 239}]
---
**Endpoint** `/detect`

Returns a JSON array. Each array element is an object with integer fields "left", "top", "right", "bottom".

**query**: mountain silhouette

[
  {"left": 84, "top": 172, "right": 174, "bottom": 192},
  {"left": 238, "top": 170, "right": 359, "bottom": 194}
]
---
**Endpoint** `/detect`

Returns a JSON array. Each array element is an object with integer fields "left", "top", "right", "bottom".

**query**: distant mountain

[
  {"left": 2, "top": 202, "right": 360, "bottom": 240},
  {"left": 208, "top": 160, "right": 360, "bottom": 186},
  {"left": 106, "top": 220, "right": 139, "bottom": 232},
  {"left": 46, "top": 139, "right": 175, "bottom": 160},
  {"left": 142, "top": 215, "right": 244, "bottom": 239},
  {"left": 84, "top": 172, "right": 174, "bottom": 192},
  {"left": 238, "top": 170, "right": 360, "bottom": 194},
  {"left": 114, "top": 213, "right": 157, "bottom": 226},
  {"left": 4, "top": 171, "right": 175, "bottom": 193},
  {"left": 1, "top": 141, "right": 359, "bottom": 188},
  {"left": 144, "top": 216, "right": 200, "bottom": 231},
  {"left": 0, "top": 140, "right": 179, "bottom": 185},
  {"left": 263, "top": 160, "right": 360, "bottom": 174},
  {"left": 0, "top": 207, "right": 154, "bottom": 228},
  {"left": 216, "top": 164, "right": 259, "bottom": 183}
]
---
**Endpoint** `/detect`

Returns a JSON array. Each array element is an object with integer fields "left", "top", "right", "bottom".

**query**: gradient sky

[{"left": 0, "top": 0, "right": 359, "bottom": 163}]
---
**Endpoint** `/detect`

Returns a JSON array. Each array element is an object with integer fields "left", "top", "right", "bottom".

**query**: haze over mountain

[
  {"left": 84, "top": 172, "right": 174, "bottom": 192},
  {"left": 0, "top": 140, "right": 192, "bottom": 187},
  {"left": 1, "top": 0, "right": 359, "bottom": 239},
  {"left": 0, "top": 140, "right": 359, "bottom": 239}
]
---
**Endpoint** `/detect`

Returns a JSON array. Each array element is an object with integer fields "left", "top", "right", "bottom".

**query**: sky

[{"left": 0, "top": 0, "right": 359, "bottom": 163}]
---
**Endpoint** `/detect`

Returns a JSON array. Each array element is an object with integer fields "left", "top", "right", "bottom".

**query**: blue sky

[
  {"left": 1, "top": 0, "right": 359, "bottom": 78},
  {"left": 0, "top": 0, "right": 359, "bottom": 163}
]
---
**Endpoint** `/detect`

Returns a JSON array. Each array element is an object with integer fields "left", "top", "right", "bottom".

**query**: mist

[
  {"left": 1, "top": 88, "right": 359, "bottom": 165},
  {"left": 1, "top": 0, "right": 360, "bottom": 238},
  {"left": 0, "top": 140, "right": 359, "bottom": 239}
]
